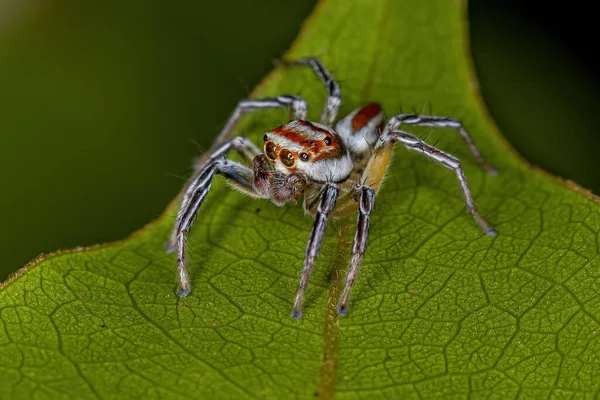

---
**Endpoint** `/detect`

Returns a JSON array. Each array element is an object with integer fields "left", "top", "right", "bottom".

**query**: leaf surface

[{"left": 2, "top": 1, "right": 600, "bottom": 399}]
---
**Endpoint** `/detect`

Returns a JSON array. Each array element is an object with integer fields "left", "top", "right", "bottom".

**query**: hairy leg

[
  {"left": 212, "top": 96, "right": 308, "bottom": 148},
  {"left": 385, "top": 114, "right": 497, "bottom": 174},
  {"left": 172, "top": 137, "right": 261, "bottom": 249},
  {"left": 173, "top": 160, "right": 258, "bottom": 297},
  {"left": 337, "top": 185, "right": 375, "bottom": 316},
  {"left": 292, "top": 184, "right": 339, "bottom": 319},
  {"left": 279, "top": 58, "right": 342, "bottom": 126},
  {"left": 381, "top": 129, "right": 497, "bottom": 236},
  {"left": 167, "top": 137, "right": 268, "bottom": 297}
]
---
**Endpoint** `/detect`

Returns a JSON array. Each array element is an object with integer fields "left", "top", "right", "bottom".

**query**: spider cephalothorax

[
  {"left": 264, "top": 120, "right": 353, "bottom": 182},
  {"left": 167, "top": 57, "right": 497, "bottom": 319}
]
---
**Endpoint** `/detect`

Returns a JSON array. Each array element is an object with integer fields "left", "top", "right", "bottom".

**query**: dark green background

[{"left": 1, "top": 0, "right": 598, "bottom": 280}]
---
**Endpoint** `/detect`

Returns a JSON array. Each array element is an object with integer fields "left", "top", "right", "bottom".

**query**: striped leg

[
  {"left": 167, "top": 137, "right": 266, "bottom": 297},
  {"left": 292, "top": 184, "right": 339, "bottom": 319},
  {"left": 280, "top": 58, "right": 342, "bottom": 126},
  {"left": 337, "top": 185, "right": 375, "bottom": 316},
  {"left": 212, "top": 96, "right": 308, "bottom": 147},
  {"left": 384, "top": 130, "right": 497, "bottom": 236},
  {"left": 171, "top": 137, "right": 261, "bottom": 249},
  {"left": 386, "top": 114, "right": 497, "bottom": 174}
]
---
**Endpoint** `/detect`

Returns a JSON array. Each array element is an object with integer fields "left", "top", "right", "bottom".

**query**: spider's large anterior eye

[
  {"left": 280, "top": 149, "right": 295, "bottom": 167},
  {"left": 324, "top": 136, "right": 333, "bottom": 146},
  {"left": 265, "top": 142, "right": 277, "bottom": 160}
]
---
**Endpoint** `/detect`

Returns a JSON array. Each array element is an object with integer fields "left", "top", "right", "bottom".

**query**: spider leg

[
  {"left": 279, "top": 57, "right": 342, "bottom": 126},
  {"left": 337, "top": 185, "right": 375, "bottom": 316},
  {"left": 192, "top": 130, "right": 261, "bottom": 170},
  {"left": 174, "top": 137, "right": 261, "bottom": 244},
  {"left": 173, "top": 158, "right": 261, "bottom": 297},
  {"left": 167, "top": 137, "right": 266, "bottom": 297},
  {"left": 213, "top": 96, "right": 308, "bottom": 147},
  {"left": 383, "top": 130, "right": 497, "bottom": 236},
  {"left": 292, "top": 184, "right": 339, "bottom": 319},
  {"left": 386, "top": 114, "right": 497, "bottom": 175}
]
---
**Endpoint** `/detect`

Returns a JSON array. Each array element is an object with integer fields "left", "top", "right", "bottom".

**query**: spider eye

[
  {"left": 263, "top": 134, "right": 268, "bottom": 141},
  {"left": 280, "top": 149, "right": 295, "bottom": 167},
  {"left": 324, "top": 136, "right": 333, "bottom": 146},
  {"left": 265, "top": 142, "right": 277, "bottom": 160},
  {"left": 300, "top": 152, "right": 309, "bottom": 162}
]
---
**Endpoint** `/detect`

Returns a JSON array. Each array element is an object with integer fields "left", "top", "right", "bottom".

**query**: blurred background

[{"left": 1, "top": 0, "right": 598, "bottom": 280}]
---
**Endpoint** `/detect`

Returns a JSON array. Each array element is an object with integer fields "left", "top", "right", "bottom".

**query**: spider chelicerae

[{"left": 166, "top": 58, "right": 497, "bottom": 319}]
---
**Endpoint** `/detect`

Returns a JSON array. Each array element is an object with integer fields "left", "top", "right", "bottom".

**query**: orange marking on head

[
  {"left": 352, "top": 103, "right": 382, "bottom": 131},
  {"left": 312, "top": 137, "right": 343, "bottom": 161},
  {"left": 296, "top": 120, "right": 332, "bottom": 135},
  {"left": 272, "top": 126, "right": 324, "bottom": 153}
]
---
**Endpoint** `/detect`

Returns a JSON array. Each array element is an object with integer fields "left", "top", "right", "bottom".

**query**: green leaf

[{"left": 2, "top": 0, "right": 600, "bottom": 398}]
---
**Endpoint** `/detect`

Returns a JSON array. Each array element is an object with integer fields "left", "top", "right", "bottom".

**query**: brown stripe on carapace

[
  {"left": 351, "top": 103, "right": 382, "bottom": 131},
  {"left": 312, "top": 138, "right": 344, "bottom": 161},
  {"left": 271, "top": 126, "right": 325, "bottom": 153},
  {"left": 296, "top": 120, "right": 329, "bottom": 134}
]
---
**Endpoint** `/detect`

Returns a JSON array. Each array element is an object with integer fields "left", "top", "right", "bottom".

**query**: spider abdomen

[{"left": 336, "top": 103, "right": 384, "bottom": 165}]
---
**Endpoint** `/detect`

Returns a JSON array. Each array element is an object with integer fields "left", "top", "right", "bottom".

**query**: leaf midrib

[{"left": 311, "top": 2, "right": 393, "bottom": 396}]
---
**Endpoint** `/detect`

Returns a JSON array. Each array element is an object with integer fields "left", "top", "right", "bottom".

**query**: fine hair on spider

[{"left": 166, "top": 57, "right": 498, "bottom": 320}]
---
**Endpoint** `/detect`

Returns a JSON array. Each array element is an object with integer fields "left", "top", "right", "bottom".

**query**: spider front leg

[
  {"left": 337, "top": 185, "right": 375, "bottom": 316},
  {"left": 292, "top": 184, "right": 339, "bottom": 319},
  {"left": 167, "top": 137, "right": 267, "bottom": 297},
  {"left": 170, "top": 136, "right": 262, "bottom": 249},
  {"left": 383, "top": 129, "right": 497, "bottom": 236}
]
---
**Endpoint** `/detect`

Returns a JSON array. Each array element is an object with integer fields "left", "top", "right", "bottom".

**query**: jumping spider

[{"left": 167, "top": 58, "right": 497, "bottom": 319}]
